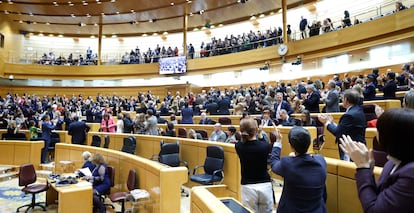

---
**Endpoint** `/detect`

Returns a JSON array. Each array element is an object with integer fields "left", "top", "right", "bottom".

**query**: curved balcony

[{"left": 1, "top": 8, "right": 414, "bottom": 80}]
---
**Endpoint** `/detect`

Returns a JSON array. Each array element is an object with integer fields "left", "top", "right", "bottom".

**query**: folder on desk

[
  {"left": 78, "top": 168, "right": 92, "bottom": 177},
  {"left": 130, "top": 189, "right": 150, "bottom": 200}
]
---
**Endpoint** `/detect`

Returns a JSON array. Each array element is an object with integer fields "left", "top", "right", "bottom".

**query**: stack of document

[{"left": 130, "top": 189, "right": 150, "bottom": 200}]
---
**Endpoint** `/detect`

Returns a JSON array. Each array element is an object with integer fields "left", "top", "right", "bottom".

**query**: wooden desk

[{"left": 46, "top": 178, "right": 93, "bottom": 213}]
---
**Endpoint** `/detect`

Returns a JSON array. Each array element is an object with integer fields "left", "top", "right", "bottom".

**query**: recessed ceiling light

[
  {"left": 18, "top": 20, "right": 23, "bottom": 23},
  {"left": 142, "top": 34, "right": 148, "bottom": 37},
  {"left": 68, "top": 2, "right": 74, "bottom": 6},
  {"left": 170, "top": 2, "right": 174, "bottom": 6},
  {"left": 149, "top": 19, "right": 153, "bottom": 22},
  {"left": 116, "top": 11, "right": 120, "bottom": 14},
  {"left": 38, "top": 33, "right": 44, "bottom": 36},
  {"left": 46, "top": 22, "right": 50, "bottom": 25},
  {"left": 153, "top": 33, "right": 158, "bottom": 36},
  {"left": 111, "top": 34, "right": 117, "bottom": 38},
  {"left": 4, "top": 10, "right": 9, "bottom": 14},
  {"left": 58, "top": 34, "right": 63, "bottom": 37},
  {"left": 29, "top": 13, "right": 34, "bottom": 16},
  {"left": 96, "top": 0, "right": 102, "bottom": 4},
  {"left": 163, "top": 32, "right": 168, "bottom": 35},
  {"left": 101, "top": 13, "right": 105, "bottom": 16},
  {"left": 86, "top": 14, "right": 91, "bottom": 17},
  {"left": 71, "top": 14, "right": 76, "bottom": 17},
  {"left": 94, "top": 23, "right": 98, "bottom": 26},
  {"left": 7, "top": 0, "right": 13, "bottom": 4},
  {"left": 110, "top": 0, "right": 116, "bottom": 2}
]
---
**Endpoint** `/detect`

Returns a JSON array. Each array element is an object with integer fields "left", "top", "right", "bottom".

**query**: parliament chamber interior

[{"left": 0, "top": 0, "right": 414, "bottom": 212}]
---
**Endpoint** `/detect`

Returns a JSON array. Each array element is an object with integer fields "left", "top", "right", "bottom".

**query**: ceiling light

[
  {"left": 79, "top": 22, "right": 86, "bottom": 27},
  {"left": 111, "top": 34, "right": 117, "bottom": 38},
  {"left": 58, "top": 34, "right": 63, "bottom": 37},
  {"left": 170, "top": 2, "right": 174, "bottom": 6},
  {"left": 153, "top": 33, "right": 158, "bottom": 36},
  {"left": 149, "top": 19, "right": 153, "bottom": 22},
  {"left": 186, "top": 0, "right": 192, "bottom": 3},
  {"left": 90, "top": 35, "right": 96, "bottom": 38},
  {"left": 130, "top": 9, "right": 134, "bottom": 13},
  {"left": 68, "top": 2, "right": 74, "bottom": 6},
  {"left": 259, "top": 14, "right": 265, "bottom": 18},
  {"left": 86, "top": 14, "right": 91, "bottom": 18},
  {"left": 19, "top": 20, "right": 23, "bottom": 23},
  {"left": 7, "top": 0, "right": 13, "bottom": 4},
  {"left": 71, "top": 14, "right": 76, "bottom": 17},
  {"left": 96, "top": 0, "right": 102, "bottom": 4},
  {"left": 29, "top": 13, "right": 34, "bottom": 16},
  {"left": 46, "top": 22, "right": 50, "bottom": 25},
  {"left": 163, "top": 32, "right": 168, "bottom": 35},
  {"left": 38, "top": 33, "right": 44, "bottom": 36},
  {"left": 94, "top": 23, "right": 98, "bottom": 26},
  {"left": 101, "top": 12, "right": 105, "bottom": 16},
  {"left": 4, "top": 10, "right": 9, "bottom": 14},
  {"left": 110, "top": 0, "right": 116, "bottom": 2},
  {"left": 49, "top": 34, "right": 54, "bottom": 37},
  {"left": 199, "top": 10, "right": 204, "bottom": 15},
  {"left": 33, "top": 22, "right": 37, "bottom": 24},
  {"left": 189, "top": 13, "right": 193, "bottom": 16},
  {"left": 116, "top": 11, "right": 120, "bottom": 14},
  {"left": 142, "top": 34, "right": 148, "bottom": 37}
]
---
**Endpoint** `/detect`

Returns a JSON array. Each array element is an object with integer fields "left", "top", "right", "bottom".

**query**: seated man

[
  {"left": 209, "top": 123, "right": 227, "bottom": 142},
  {"left": 278, "top": 109, "right": 297, "bottom": 126},
  {"left": 271, "top": 126, "right": 327, "bottom": 213},
  {"left": 199, "top": 112, "right": 213, "bottom": 125}
]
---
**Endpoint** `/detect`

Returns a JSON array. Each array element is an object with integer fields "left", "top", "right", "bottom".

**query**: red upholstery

[
  {"left": 109, "top": 169, "right": 136, "bottom": 213},
  {"left": 178, "top": 128, "right": 187, "bottom": 138},
  {"left": 16, "top": 164, "right": 49, "bottom": 212},
  {"left": 218, "top": 117, "right": 232, "bottom": 125},
  {"left": 195, "top": 129, "right": 208, "bottom": 140}
]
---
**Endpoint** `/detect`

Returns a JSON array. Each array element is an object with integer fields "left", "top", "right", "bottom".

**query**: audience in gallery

[
  {"left": 29, "top": 3, "right": 414, "bottom": 67},
  {"left": 0, "top": 64, "right": 413, "bottom": 142},
  {"left": 339, "top": 107, "right": 414, "bottom": 212}
]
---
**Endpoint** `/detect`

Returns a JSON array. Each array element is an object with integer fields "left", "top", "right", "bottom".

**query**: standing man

[
  {"left": 302, "top": 84, "right": 321, "bottom": 113},
  {"left": 68, "top": 115, "right": 90, "bottom": 145},
  {"left": 122, "top": 112, "right": 134, "bottom": 133},
  {"left": 41, "top": 115, "right": 56, "bottom": 164},
  {"left": 363, "top": 74, "right": 376, "bottom": 101},
  {"left": 299, "top": 16, "right": 308, "bottom": 39},
  {"left": 323, "top": 80, "right": 340, "bottom": 112},
  {"left": 318, "top": 89, "right": 366, "bottom": 160},
  {"left": 273, "top": 92, "right": 293, "bottom": 120}
]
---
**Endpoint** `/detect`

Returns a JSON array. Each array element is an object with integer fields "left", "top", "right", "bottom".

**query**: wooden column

[
  {"left": 282, "top": 0, "right": 288, "bottom": 43},
  {"left": 183, "top": 3, "right": 188, "bottom": 57},
  {"left": 97, "top": 16, "right": 103, "bottom": 65}
]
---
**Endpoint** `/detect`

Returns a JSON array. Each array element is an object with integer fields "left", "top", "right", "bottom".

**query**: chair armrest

[
  {"left": 192, "top": 165, "right": 204, "bottom": 175},
  {"left": 211, "top": 169, "right": 224, "bottom": 184},
  {"left": 180, "top": 160, "right": 189, "bottom": 175},
  {"left": 150, "top": 155, "right": 160, "bottom": 161}
]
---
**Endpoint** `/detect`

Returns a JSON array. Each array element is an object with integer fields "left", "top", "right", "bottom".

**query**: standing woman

[
  {"left": 116, "top": 113, "right": 124, "bottom": 133},
  {"left": 180, "top": 101, "right": 194, "bottom": 124},
  {"left": 85, "top": 153, "right": 111, "bottom": 213},
  {"left": 40, "top": 114, "right": 56, "bottom": 164},
  {"left": 339, "top": 108, "right": 414, "bottom": 212},
  {"left": 100, "top": 113, "right": 116, "bottom": 133},
  {"left": 235, "top": 118, "right": 273, "bottom": 213}
]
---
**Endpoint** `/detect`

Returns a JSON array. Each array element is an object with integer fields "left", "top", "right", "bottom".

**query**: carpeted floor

[{"left": 0, "top": 178, "right": 281, "bottom": 213}]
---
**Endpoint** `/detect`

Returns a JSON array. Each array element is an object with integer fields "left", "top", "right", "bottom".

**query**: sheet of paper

[{"left": 78, "top": 167, "right": 92, "bottom": 177}]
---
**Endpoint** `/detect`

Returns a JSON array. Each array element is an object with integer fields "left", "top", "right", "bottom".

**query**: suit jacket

[
  {"left": 273, "top": 101, "right": 293, "bottom": 117},
  {"left": 180, "top": 107, "right": 194, "bottom": 124},
  {"left": 217, "top": 98, "right": 231, "bottom": 115},
  {"left": 205, "top": 102, "right": 219, "bottom": 115},
  {"left": 327, "top": 105, "right": 366, "bottom": 144},
  {"left": 279, "top": 117, "right": 297, "bottom": 126},
  {"left": 271, "top": 146, "right": 327, "bottom": 213},
  {"left": 382, "top": 80, "right": 397, "bottom": 99},
  {"left": 325, "top": 89, "right": 340, "bottom": 112},
  {"left": 363, "top": 83, "right": 376, "bottom": 101},
  {"left": 356, "top": 160, "right": 414, "bottom": 213},
  {"left": 303, "top": 92, "right": 321, "bottom": 113},
  {"left": 199, "top": 117, "right": 213, "bottom": 125},
  {"left": 68, "top": 121, "right": 90, "bottom": 144}
]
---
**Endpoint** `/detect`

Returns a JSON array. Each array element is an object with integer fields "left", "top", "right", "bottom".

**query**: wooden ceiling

[{"left": 0, "top": 0, "right": 316, "bottom": 37}]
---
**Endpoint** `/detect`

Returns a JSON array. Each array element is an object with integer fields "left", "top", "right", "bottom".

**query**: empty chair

[
  {"left": 190, "top": 146, "right": 224, "bottom": 185},
  {"left": 103, "top": 135, "right": 110, "bottom": 148},
  {"left": 101, "top": 166, "right": 115, "bottom": 209},
  {"left": 91, "top": 135, "right": 102, "bottom": 147},
  {"left": 152, "top": 140, "right": 189, "bottom": 196},
  {"left": 218, "top": 117, "right": 232, "bottom": 125},
  {"left": 121, "top": 136, "right": 136, "bottom": 154},
  {"left": 16, "top": 164, "right": 49, "bottom": 212},
  {"left": 109, "top": 169, "right": 136, "bottom": 213},
  {"left": 177, "top": 128, "right": 187, "bottom": 138},
  {"left": 363, "top": 104, "right": 377, "bottom": 122},
  {"left": 195, "top": 129, "right": 208, "bottom": 140}
]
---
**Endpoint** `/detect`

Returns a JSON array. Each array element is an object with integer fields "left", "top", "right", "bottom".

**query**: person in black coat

[
  {"left": 318, "top": 89, "right": 366, "bottom": 160},
  {"left": 122, "top": 112, "right": 134, "bottom": 133},
  {"left": 217, "top": 95, "right": 231, "bottom": 115},
  {"left": 68, "top": 115, "right": 90, "bottom": 145},
  {"left": 363, "top": 74, "right": 376, "bottom": 101},
  {"left": 199, "top": 112, "right": 213, "bottom": 125},
  {"left": 381, "top": 71, "right": 397, "bottom": 99},
  {"left": 302, "top": 84, "right": 321, "bottom": 113},
  {"left": 205, "top": 99, "right": 219, "bottom": 115}
]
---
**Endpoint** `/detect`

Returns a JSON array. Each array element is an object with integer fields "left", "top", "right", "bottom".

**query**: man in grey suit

[{"left": 323, "top": 80, "right": 340, "bottom": 112}]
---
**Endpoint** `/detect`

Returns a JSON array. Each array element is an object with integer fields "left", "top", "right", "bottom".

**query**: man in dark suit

[
  {"left": 271, "top": 126, "right": 327, "bottom": 213},
  {"left": 68, "top": 115, "right": 90, "bottom": 145},
  {"left": 381, "top": 71, "right": 397, "bottom": 99},
  {"left": 205, "top": 99, "right": 219, "bottom": 115},
  {"left": 273, "top": 92, "right": 293, "bottom": 120},
  {"left": 199, "top": 112, "right": 212, "bottom": 125},
  {"left": 217, "top": 95, "right": 231, "bottom": 115},
  {"left": 363, "top": 74, "right": 376, "bottom": 101},
  {"left": 318, "top": 89, "right": 366, "bottom": 160},
  {"left": 302, "top": 84, "right": 321, "bottom": 113},
  {"left": 278, "top": 109, "right": 297, "bottom": 126},
  {"left": 122, "top": 112, "right": 134, "bottom": 133}
]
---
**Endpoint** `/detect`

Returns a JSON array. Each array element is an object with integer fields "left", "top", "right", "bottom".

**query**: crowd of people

[
  {"left": 2, "top": 62, "right": 414, "bottom": 211},
  {"left": 37, "top": 47, "right": 98, "bottom": 66}
]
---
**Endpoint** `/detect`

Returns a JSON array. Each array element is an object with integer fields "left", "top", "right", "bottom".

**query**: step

[
  {"left": 0, "top": 165, "right": 19, "bottom": 174},
  {"left": 0, "top": 172, "right": 18, "bottom": 182},
  {"left": 39, "top": 162, "right": 55, "bottom": 172}
]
